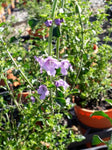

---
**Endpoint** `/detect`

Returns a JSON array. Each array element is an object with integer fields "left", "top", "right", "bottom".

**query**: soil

[{"left": 75, "top": 88, "right": 112, "bottom": 110}]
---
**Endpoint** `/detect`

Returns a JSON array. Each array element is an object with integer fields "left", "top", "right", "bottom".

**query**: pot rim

[{"left": 75, "top": 104, "right": 112, "bottom": 113}]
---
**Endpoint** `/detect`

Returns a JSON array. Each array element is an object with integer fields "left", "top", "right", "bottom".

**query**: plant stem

[
  {"left": 56, "top": 37, "right": 60, "bottom": 60},
  {"left": 56, "top": 25, "right": 61, "bottom": 60},
  {"left": 62, "top": 0, "right": 64, "bottom": 8},
  {"left": 73, "top": 1, "right": 84, "bottom": 88},
  {"left": 48, "top": 0, "right": 58, "bottom": 56}
]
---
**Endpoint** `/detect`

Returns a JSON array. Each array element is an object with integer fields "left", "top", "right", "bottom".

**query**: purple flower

[
  {"left": 45, "top": 20, "right": 52, "bottom": 27},
  {"left": 60, "top": 60, "right": 73, "bottom": 75},
  {"left": 55, "top": 79, "right": 69, "bottom": 90},
  {"left": 34, "top": 56, "right": 44, "bottom": 73},
  {"left": 31, "top": 96, "right": 35, "bottom": 103},
  {"left": 37, "top": 85, "right": 49, "bottom": 100},
  {"left": 60, "top": 18, "right": 64, "bottom": 23},
  {"left": 42, "top": 56, "right": 60, "bottom": 76},
  {"left": 34, "top": 56, "right": 44, "bottom": 65},
  {"left": 55, "top": 19, "right": 61, "bottom": 26}
]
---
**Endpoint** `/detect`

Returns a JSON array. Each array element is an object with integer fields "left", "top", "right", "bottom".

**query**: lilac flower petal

[
  {"left": 34, "top": 56, "right": 44, "bottom": 73},
  {"left": 34, "top": 56, "right": 38, "bottom": 62},
  {"left": 55, "top": 79, "right": 69, "bottom": 90},
  {"left": 60, "top": 60, "right": 73, "bottom": 75},
  {"left": 61, "top": 68, "right": 68, "bottom": 75},
  {"left": 60, "top": 18, "right": 64, "bottom": 23},
  {"left": 47, "top": 69, "right": 56, "bottom": 77},
  {"left": 40, "top": 94, "right": 46, "bottom": 100},
  {"left": 31, "top": 96, "right": 35, "bottom": 103},
  {"left": 60, "top": 60, "right": 70, "bottom": 69},
  {"left": 37, "top": 85, "right": 49, "bottom": 100},
  {"left": 45, "top": 20, "right": 52, "bottom": 27},
  {"left": 45, "top": 90, "right": 49, "bottom": 96},
  {"left": 42, "top": 56, "right": 60, "bottom": 76},
  {"left": 40, "top": 67, "right": 43, "bottom": 74},
  {"left": 55, "top": 19, "right": 61, "bottom": 26}
]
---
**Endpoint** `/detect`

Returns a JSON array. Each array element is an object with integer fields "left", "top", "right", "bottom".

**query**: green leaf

[
  {"left": 83, "top": 54, "right": 88, "bottom": 61},
  {"left": 10, "top": 36, "right": 17, "bottom": 43},
  {"left": 56, "top": 97, "right": 66, "bottom": 106},
  {"left": 53, "top": 26, "right": 60, "bottom": 37},
  {"left": 47, "top": 84, "right": 55, "bottom": 88},
  {"left": 91, "top": 111, "right": 112, "bottom": 124},
  {"left": 56, "top": 68, "right": 61, "bottom": 75},
  {"left": 28, "top": 19, "right": 39, "bottom": 29},
  {"left": 57, "top": 90, "right": 64, "bottom": 97},
  {"left": 75, "top": 3, "right": 81, "bottom": 14},
  {"left": 69, "top": 88, "right": 80, "bottom": 95},
  {"left": 0, "top": 22, "right": 5, "bottom": 27},
  {"left": 105, "top": 99, "right": 112, "bottom": 106},
  {"left": 92, "top": 135, "right": 104, "bottom": 145}
]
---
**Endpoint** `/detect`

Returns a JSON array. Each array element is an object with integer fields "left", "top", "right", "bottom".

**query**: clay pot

[{"left": 74, "top": 105, "right": 112, "bottom": 129}]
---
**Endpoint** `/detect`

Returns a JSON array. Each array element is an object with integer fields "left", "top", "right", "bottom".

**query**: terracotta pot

[
  {"left": 27, "top": 27, "right": 49, "bottom": 39},
  {"left": 74, "top": 105, "right": 112, "bottom": 129}
]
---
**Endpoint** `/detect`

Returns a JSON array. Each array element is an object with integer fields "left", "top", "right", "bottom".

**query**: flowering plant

[
  {"left": 0, "top": 0, "right": 112, "bottom": 149},
  {"left": 0, "top": 0, "right": 86, "bottom": 149}
]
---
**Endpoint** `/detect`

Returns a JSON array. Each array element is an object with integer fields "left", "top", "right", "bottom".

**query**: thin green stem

[
  {"left": 73, "top": 1, "right": 84, "bottom": 88},
  {"left": 56, "top": 37, "right": 60, "bottom": 60},
  {"left": 48, "top": 26, "right": 53, "bottom": 56},
  {"left": 48, "top": 0, "right": 58, "bottom": 56},
  {"left": 51, "top": 0, "right": 58, "bottom": 19},
  {"left": 61, "top": 0, "right": 64, "bottom": 8},
  {"left": 56, "top": 24, "right": 60, "bottom": 60},
  {"left": 48, "top": 0, "right": 58, "bottom": 114}
]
